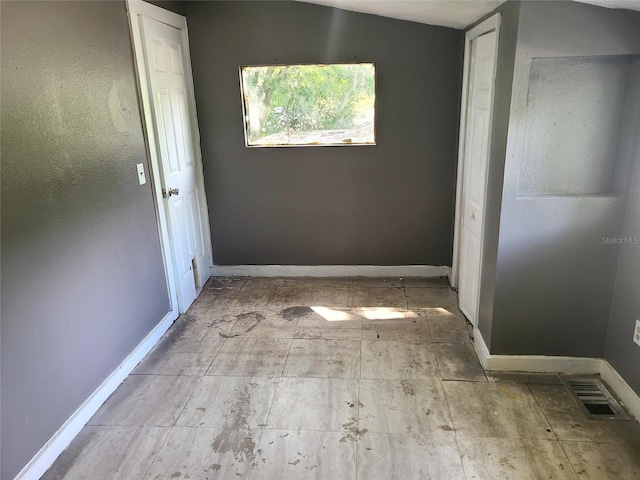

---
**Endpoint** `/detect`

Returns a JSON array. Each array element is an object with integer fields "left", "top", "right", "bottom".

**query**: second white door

[{"left": 458, "top": 30, "right": 497, "bottom": 324}]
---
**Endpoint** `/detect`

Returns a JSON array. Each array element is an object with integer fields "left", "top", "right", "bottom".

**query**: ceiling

[{"left": 297, "top": 0, "right": 640, "bottom": 29}]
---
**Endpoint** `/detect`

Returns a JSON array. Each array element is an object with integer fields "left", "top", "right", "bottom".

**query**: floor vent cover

[{"left": 562, "top": 377, "right": 630, "bottom": 420}]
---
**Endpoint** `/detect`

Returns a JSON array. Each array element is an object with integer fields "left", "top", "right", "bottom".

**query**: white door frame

[
  {"left": 451, "top": 14, "right": 500, "bottom": 304},
  {"left": 126, "top": 0, "right": 213, "bottom": 314}
]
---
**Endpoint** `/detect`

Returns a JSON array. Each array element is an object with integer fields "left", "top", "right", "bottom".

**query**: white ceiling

[{"left": 297, "top": 0, "right": 640, "bottom": 29}]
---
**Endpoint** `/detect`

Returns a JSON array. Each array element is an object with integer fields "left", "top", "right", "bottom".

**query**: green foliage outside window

[{"left": 241, "top": 63, "right": 375, "bottom": 146}]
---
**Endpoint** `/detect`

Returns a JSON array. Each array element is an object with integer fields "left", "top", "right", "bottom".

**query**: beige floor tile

[
  {"left": 428, "top": 313, "right": 471, "bottom": 343},
  {"left": 251, "top": 429, "right": 356, "bottom": 480},
  {"left": 362, "top": 309, "right": 430, "bottom": 343},
  {"left": 361, "top": 341, "right": 439, "bottom": 379},
  {"left": 434, "top": 343, "right": 486, "bottom": 381},
  {"left": 188, "top": 285, "right": 243, "bottom": 315},
  {"left": 349, "top": 276, "right": 404, "bottom": 287},
  {"left": 282, "top": 277, "right": 351, "bottom": 288},
  {"left": 177, "top": 376, "right": 277, "bottom": 429},
  {"left": 88, "top": 375, "right": 199, "bottom": 427},
  {"left": 347, "top": 286, "right": 407, "bottom": 308},
  {"left": 405, "top": 287, "right": 458, "bottom": 309},
  {"left": 529, "top": 384, "right": 640, "bottom": 443},
  {"left": 294, "top": 307, "right": 363, "bottom": 340},
  {"left": 244, "top": 277, "right": 348, "bottom": 289},
  {"left": 206, "top": 277, "right": 248, "bottom": 290},
  {"left": 486, "top": 373, "right": 563, "bottom": 384},
  {"left": 359, "top": 378, "right": 452, "bottom": 434},
  {"left": 144, "top": 426, "right": 261, "bottom": 480},
  {"left": 443, "top": 381, "right": 555, "bottom": 439},
  {"left": 243, "top": 277, "right": 295, "bottom": 288},
  {"left": 402, "top": 276, "right": 450, "bottom": 288},
  {"left": 266, "top": 377, "right": 358, "bottom": 431},
  {"left": 187, "top": 302, "right": 241, "bottom": 324},
  {"left": 133, "top": 318, "right": 227, "bottom": 375},
  {"left": 457, "top": 437, "right": 579, "bottom": 480},
  {"left": 423, "top": 304, "right": 467, "bottom": 318},
  {"left": 561, "top": 439, "right": 640, "bottom": 479},
  {"left": 152, "top": 313, "right": 226, "bottom": 344},
  {"left": 41, "top": 426, "right": 169, "bottom": 480},
  {"left": 231, "top": 284, "right": 304, "bottom": 310},
  {"left": 283, "top": 339, "right": 361, "bottom": 378},
  {"left": 291, "top": 286, "right": 350, "bottom": 308},
  {"left": 206, "top": 337, "right": 291, "bottom": 376},
  {"left": 189, "top": 278, "right": 249, "bottom": 317},
  {"left": 133, "top": 350, "right": 217, "bottom": 376},
  {"left": 225, "top": 307, "right": 299, "bottom": 339},
  {"left": 240, "top": 284, "right": 349, "bottom": 309},
  {"left": 357, "top": 432, "right": 464, "bottom": 480}
]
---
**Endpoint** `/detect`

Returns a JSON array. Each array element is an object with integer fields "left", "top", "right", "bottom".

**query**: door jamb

[
  {"left": 126, "top": 0, "right": 214, "bottom": 314},
  {"left": 451, "top": 14, "right": 501, "bottom": 304}
]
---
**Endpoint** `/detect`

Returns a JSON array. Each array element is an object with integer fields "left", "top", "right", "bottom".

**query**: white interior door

[
  {"left": 457, "top": 30, "right": 498, "bottom": 325},
  {"left": 129, "top": 2, "right": 212, "bottom": 314}
]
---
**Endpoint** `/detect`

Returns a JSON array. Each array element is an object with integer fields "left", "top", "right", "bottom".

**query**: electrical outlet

[{"left": 634, "top": 320, "right": 640, "bottom": 348}]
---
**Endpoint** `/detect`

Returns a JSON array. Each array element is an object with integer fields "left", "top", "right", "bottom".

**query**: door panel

[
  {"left": 458, "top": 31, "right": 497, "bottom": 324},
  {"left": 140, "top": 16, "right": 209, "bottom": 312}
]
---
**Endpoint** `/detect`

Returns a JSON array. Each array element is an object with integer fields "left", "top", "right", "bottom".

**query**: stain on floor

[
  {"left": 220, "top": 311, "right": 265, "bottom": 338},
  {"left": 280, "top": 306, "right": 313, "bottom": 320},
  {"left": 211, "top": 384, "right": 258, "bottom": 465}
]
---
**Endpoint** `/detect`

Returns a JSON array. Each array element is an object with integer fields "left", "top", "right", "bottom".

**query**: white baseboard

[
  {"left": 14, "top": 311, "right": 177, "bottom": 480},
  {"left": 447, "top": 269, "right": 454, "bottom": 288},
  {"left": 473, "top": 327, "right": 491, "bottom": 369},
  {"left": 473, "top": 327, "right": 600, "bottom": 374},
  {"left": 486, "top": 355, "right": 602, "bottom": 375},
  {"left": 210, "top": 265, "right": 451, "bottom": 278},
  {"left": 472, "top": 328, "right": 640, "bottom": 421},
  {"left": 600, "top": 360, "right": 640, "bottom": 422}
]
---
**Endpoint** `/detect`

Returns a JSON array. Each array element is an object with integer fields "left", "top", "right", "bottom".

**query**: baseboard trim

[
  {"left": 14, "top": 311, "right": 176, "bottom": 480},
  {"left": 485, "top": 355, "right": 602, "bottom": 375},
  {"left": 473, "top": 327, "right": 491, "bottom": 369},
  {"left": 210, "top": 265, "right": 451, "bottom": 278},
  {"left": 600, "top": 360, "right": 640, "bottom": 422},
  {"left": 472, "top": 328, "right": 601, "bottom": 374},
  {"left": 472, "top": 328, "right": 640, "bottom": 421}
]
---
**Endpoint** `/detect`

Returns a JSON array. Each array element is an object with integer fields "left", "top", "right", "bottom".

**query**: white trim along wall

[
  {"left": 210, "top": 265, "right": 452, "bottom": 278},
  {"left": 473, "top": 328, "right": 640, "bottom": 422},
  {"left": 14, "top": 312, "right": 176, "bottom": 480}
]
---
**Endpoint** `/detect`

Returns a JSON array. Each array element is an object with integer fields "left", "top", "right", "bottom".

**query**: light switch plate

[
  {"left": 634, "top": 319, "right": 640, "bottom": 348},
  {"left": 136, "top": 163, "right": 146, "bottom": 185}
]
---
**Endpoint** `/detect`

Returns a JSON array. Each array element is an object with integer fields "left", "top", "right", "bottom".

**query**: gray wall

[
  {"left": 183, "top": 1, "right": 463, "bottom": 266},
  {"left": 1, "top": 2, "right": 171, "bottom": 478},
  {"left": 605, "top": 132, "right": 640, "bottom": 394},
  {"left": 488, "top": 1, "right": 640, "bottom": 357},
  {"left": 468, "top": 0, "right": 521, "bottom": 349}
]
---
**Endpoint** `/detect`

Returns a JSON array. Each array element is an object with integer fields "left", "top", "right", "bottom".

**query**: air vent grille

[{"left": 562, "top": 377, "right": 630, "bottom": 420}]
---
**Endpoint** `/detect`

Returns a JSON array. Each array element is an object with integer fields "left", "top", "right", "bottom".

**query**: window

[{"left": 240, "top": 63, "right": 375, "bottom": 147}]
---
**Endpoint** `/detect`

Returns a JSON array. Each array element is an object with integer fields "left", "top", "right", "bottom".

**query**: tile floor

[{"left": 43, "top": 277, "right": 640, "bottom": 479}]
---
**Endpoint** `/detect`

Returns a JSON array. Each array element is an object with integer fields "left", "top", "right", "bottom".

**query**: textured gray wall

[
  {"left": 605, "top": 94, "right": 640, "bottom": 394},
  {"left": 490, "top": 1, "right": 640, "bottom": 356},
  {"left": 183, "top": 1, "right": 463, "bottom": 266},
  {"left": 466, "top": 0, "right": 521, "bottom": 349},
  {"left": 1, "top": 2, "right": 171, "bottom": 478}
]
